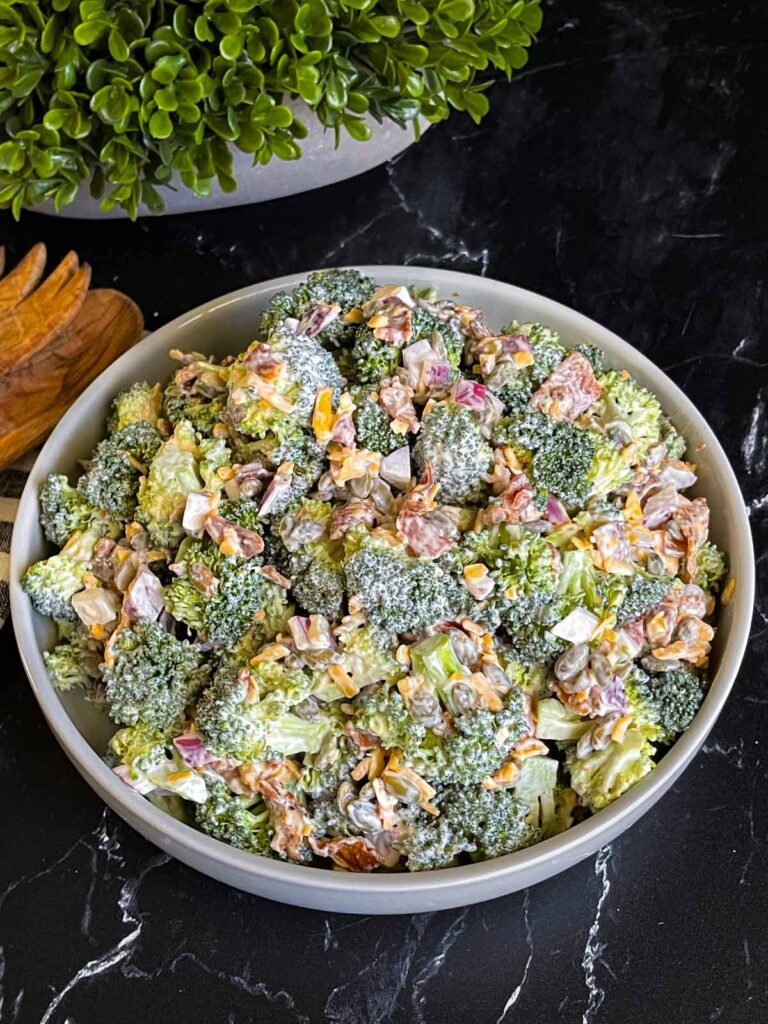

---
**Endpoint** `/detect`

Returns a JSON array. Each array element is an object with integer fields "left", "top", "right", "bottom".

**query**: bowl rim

[{"left": 10, "top": 265, "right": 755, "bottom": 898}]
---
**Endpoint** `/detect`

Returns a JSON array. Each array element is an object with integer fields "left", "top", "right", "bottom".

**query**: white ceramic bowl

[{"left": 10, "top": 268, "right": 754, "bottom": 914}]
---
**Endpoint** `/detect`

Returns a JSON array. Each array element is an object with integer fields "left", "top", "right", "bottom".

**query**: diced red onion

[
  {"left": 546, "top": 495, "right": 569, "bottom": 524},
  {"left": 174, "top": 733, "right": 217, "bottom": 768},
  {"left": 452, "top": 379, "right": 487, "bottom": 410}
]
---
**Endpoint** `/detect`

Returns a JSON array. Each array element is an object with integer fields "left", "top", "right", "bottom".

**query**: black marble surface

[{"left": 2, "top": 0, "right": 767, "bottom": 1021}]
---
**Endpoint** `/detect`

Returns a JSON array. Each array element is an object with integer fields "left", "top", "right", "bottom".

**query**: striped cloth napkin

[{"left": 0, "top": 450, "right": 38, "bottom": 626}]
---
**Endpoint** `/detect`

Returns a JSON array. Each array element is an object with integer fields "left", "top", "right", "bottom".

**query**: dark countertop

[{"left": 1, "top": 1, "right": 766, "bottom": 1021}]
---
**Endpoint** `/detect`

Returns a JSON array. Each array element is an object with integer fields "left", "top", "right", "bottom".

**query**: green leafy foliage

[{"left": 0, "top": 0, "right": 543, "bottom": 217}]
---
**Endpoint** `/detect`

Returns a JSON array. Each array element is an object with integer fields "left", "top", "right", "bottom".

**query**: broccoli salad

[{"left": 24, "top": 270, "right": 731, "bottom": 873}]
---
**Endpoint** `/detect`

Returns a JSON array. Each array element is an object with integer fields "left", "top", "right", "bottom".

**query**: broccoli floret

[
  {"left": 260, "top": 291, "right": 297, "bottom": 339},
  {"left": 411, "top": 307, "right": 463, "bottom": 369},
  {"left": 437, "top": 706, "right": 526, "bottom": 785},
  {"left": 43, "top": 634, "right": 102, "bottom": 694},
  {"left": 499, "top": 595, "right": 565, "bottom": 666},
  {"left": 354, "top": 685, "right": 429, "bottom": 758},
  {"left": 345, "top": 536, "right": 469, "bottom": 634},
  {"left": 574, "top": 343, "right": 606, "bottom": 372},
  {"left": 108, "top": 381, "right": 163, "bottom": 432},
  {"left": 39, "top": 473, "right": 94, "bottom": 547},
  {"left": 493, "top": 408, "right": 557, "bottom": 452},
  {"left": 194, "top": 661, "right": 325, "bottom": 760},
  {"left": 460, "top": 524, "right": 560, "bottom": 600},
  {"left": 22, "top": 554, "right": 86, "bottom": 621},
  {"left": 195, "top": 781, "right": 274, "bottom": 855},
  {"left": 496, "top": 374, "right": 534, "bottom": 417},
  {"left": 356, "top": 658, "right": 528, "bottom": 785},
  {"left": 412, "top": 402, "right": 493, "bottom": 505},
  {"left": 335, "top": 623, "right": 401, "bottom": 689},
  {"left": 696, "top": 542, "right": 728, "bottom": 594},
  {"left": 500, "top": 321, "right": 566, "bottom": 386},
  {"left": 615, "top": 572, "right": 671, "bottom": 623},
  {"left": 351, "top": 390, "right": 401, "bottom": 455},
  {"left": 164, "top": 538, "right": 287, "bottom": 648},
  {"left": 349, "top": 327, "right": 401, "bottom": 385},
  {"left": 136, "top": 421, "right": 202, "bottom": 548},
  {"left": 648, "top": 667, "right": 707, "bottom": 741},
  {"left": 566, "top": 723, "right": 656, "bottom": 812},
  {"left": 163, "top": 381, "right": 226, "bottom": 437},
  {"left": 103, "top": 621, "right": 209, "bottom": 729},
  {"left": 228, "top": 325, "right": 343, "bottom": 440},
  {"left": 531, "top": 423, "right": 595, "bottom": 508},
  {"left": 261, "top": 269, "right": 375, "bottom": 347},
  {"left": 276, "top": 500, "right": 346, "bottom": 619},
  {"left": 586, "top": 432, "right": 634, "bottom": 498},
  {"left": 78, "top": 421, "right": 163, "bottom": 522},
  {"left": 595, "top": 370, "right": 662, "bottom": 463},
  {"left": 108, "top": 720, "right": 176, "bottom": 779},
  {"left": 399, "top": 784, "right": 535, "bottom": 870},
  {"left": 660, "top": 415, "right": 687, "bottom": 460}
]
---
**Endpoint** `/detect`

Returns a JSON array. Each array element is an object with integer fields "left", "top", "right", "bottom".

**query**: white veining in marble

[
  {"left": 582, "top": 846, "right": 613, "bottom": 1023},
  {"left": 496, "top": 889, "right": 534, "bottom": 1023}
]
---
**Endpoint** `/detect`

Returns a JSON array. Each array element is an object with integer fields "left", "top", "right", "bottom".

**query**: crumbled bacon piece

[
  {"left": 259, "top": 565, "right": 292, "bottom": 588},
  {"left": 530, "top": 352, "right": 601, "bottom": 422},
  {"left": 242, "top": 342, "right": 284, "bottom": 379},
  {"left": 330, "top": 499, "right": 375, "bottom": 540},
  {"left": 205, "top": 515, "right": 264, "bottom": 558},
  {"left": 378, "top": 377, "right": 419, "bottom": 434},
  {"left": 298, "top": 301, "right": 341, "bottom": 337},
  {"left": 189, "top": 562, "right": 219, "bottom": 597},
  {"left": 309, "top": 835, "right": 380, "bottom": 872},
  {"left": 475, "top": 473, "right": 534, "bottom": 529}
]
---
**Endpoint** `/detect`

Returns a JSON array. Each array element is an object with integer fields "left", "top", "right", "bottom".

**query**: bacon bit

[
  {"left": 343, "top": 722, "right": 381, "bottom": 752},
  {"left": 298, "top": 300, "right": 341, "bottom": 337},
  {"left": 330, "top": 498, "right": 375, "bottom": 540},
  {"left": 475, "top": 472, "right": 534, "bottom": 530},
  {"left": 482, "top": 761, "right": 521, "bottom": 790},
  {"left": 258, "top": 777, "right": 310, "bottom": 863},
  {"left": 243, "top": 342, "right": 284, "bottom": 379},
  {"left": 250, "top": 643, "right": 291, "bottom": 664},
  {"left": 205, "top": 515, "right": 264, "bottom": 558},
  {"left": 328, "top": 663, "right": 360, "bottom": 698},
  {"left": 378, "top": 377, "right": 419, "bottom": 434},
  {"left": 722, "top": 578, "right": 736, "bottom": 604},
  {"left": 674, "top": 496, "right": 710, "bottom": 582},
  {"left": 189, "top": 562, "right": 219, "bottom": 597},
  {"left": 309, "top": 835, "right": 380, "bottom": 872},
  {"left": 371, "top": 305, "right": 413, "bottom": 345},
  {"left": 530, "top": 352, "right": 601, "bottom": 422},
  {"left": 259, "top": 565, "right": 292, "bottom": 589}
]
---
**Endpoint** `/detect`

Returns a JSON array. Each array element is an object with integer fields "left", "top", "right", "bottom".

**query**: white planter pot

[{"left": 42, "top": 106, "right": 422, "bottom": 219}]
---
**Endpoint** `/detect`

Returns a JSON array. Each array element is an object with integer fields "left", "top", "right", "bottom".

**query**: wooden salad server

[{"left": 0, "top": 246, "right": 144, "bottom": 469}]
